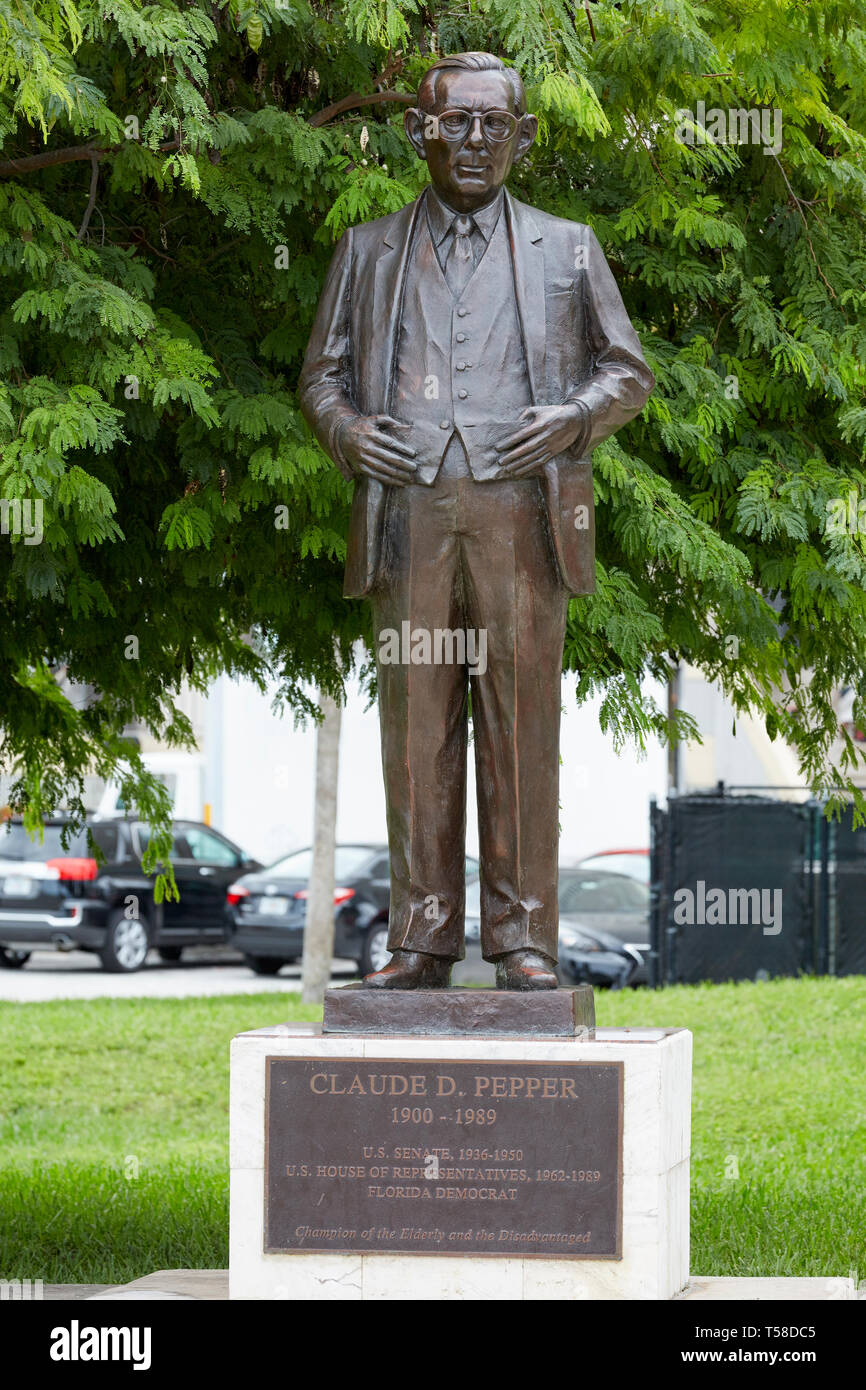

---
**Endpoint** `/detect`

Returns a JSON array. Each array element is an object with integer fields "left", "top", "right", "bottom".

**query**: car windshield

[
  {"left": 265, "top": 846, "right": 377, "bottom": 881},
  {"left": 0, "top": 822, "right": 90, "bottom": 861},
  {"left": 579, "top": 852, "right": 649, "bottom": 883},
  {"left": 559, "top": 872, "right": 649, "bottom": 914}
]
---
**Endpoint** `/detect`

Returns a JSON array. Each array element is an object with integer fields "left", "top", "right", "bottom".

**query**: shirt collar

[{"left": 425, "top": 186, "right": 504, "bottom": 246}]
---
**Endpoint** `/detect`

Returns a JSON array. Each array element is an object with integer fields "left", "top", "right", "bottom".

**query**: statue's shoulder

[
  {"left": 508, "top": 193, "right": 591, "bottom": 242},
  {"left": 347, "top": 196, "right": 422, "bottom": 252}
]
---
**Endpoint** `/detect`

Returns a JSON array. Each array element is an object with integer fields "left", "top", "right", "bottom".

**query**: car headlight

[{"left": 559, "top": 926, "right": 601, "bottom": 953}]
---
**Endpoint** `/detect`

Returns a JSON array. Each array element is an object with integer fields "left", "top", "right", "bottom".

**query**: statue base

[{"left": 322, "top": 983, "right": 595, "bottom": 1037}]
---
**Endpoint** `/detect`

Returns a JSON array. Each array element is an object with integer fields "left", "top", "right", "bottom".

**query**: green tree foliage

[{"left": 1, "top": 0, "right": 866, "bottom": 845}]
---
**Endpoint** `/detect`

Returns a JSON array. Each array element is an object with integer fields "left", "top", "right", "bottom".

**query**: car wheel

[
  {"left": 157, "top": 946, "right": 183, "bottom": 963},
  {"left": 100, "top": 911, "right": 150, "bottom": 973},
  {"left": 244, "top": 955, "right": 284, "bottom": 976},
  {"left": 360, "top": 924, "right": 391, "bottom": 976},
  {"left": 0, "top": 948, "right": 31, "bottom": 969}
]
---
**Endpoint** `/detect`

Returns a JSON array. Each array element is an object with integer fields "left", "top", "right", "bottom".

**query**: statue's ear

[
  {"left": 404, "top": 107, "right": 428, "bottom": 160},
  {"left": 512, "top": 113, "right": 538, "bottom": 165}
]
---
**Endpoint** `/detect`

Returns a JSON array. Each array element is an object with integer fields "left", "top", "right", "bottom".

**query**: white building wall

[{"left": 676, "top": 665, "right": 807, "bottom": 799}]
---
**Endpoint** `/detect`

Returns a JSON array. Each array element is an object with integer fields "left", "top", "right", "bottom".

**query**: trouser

[{"left": 372, "top": 434, "right": 568, "bottom": 962}]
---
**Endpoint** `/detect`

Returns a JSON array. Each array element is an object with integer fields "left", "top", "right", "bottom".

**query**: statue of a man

[{"left": 300, "top": 52, "right": 654, "bottom": 991}]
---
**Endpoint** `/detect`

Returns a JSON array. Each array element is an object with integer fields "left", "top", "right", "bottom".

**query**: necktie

[{"left": 444, "top": 214, "right": 475, "bottom": 296}]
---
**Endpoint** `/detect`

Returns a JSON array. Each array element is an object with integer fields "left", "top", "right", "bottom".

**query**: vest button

[
  {"left": 457, "top": 308, "right": 468, "bottom": 317},
  {"left": 458, "top": 390, "right": 468, "bottom": 400},
  {"left": 439, "top": 420, "right": 451, "bottom": 429},
  {"left": 456, "top": 361, "right": 466, "bottom": 371},
  {"left": 456, "top": 333, "right": 466, "bottom": 342}
]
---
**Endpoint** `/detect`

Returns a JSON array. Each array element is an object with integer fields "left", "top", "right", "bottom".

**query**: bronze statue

[{"left": 300, "top": 52, "right": 654, "bottom": 991}]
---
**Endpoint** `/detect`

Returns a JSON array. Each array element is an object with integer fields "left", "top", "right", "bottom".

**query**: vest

[{"left": 391, "top": 207, "right": 533, "bottom": 484}]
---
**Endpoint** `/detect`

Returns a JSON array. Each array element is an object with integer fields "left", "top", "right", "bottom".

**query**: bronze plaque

[{"left": 264, "top": 1057, "right": 622, "bottom": 1258}]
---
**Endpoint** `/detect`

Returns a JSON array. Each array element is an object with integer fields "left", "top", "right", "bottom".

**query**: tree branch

[
  {"left": 77, "top": 154, "right": 100, "bottom": 239},
  {"left": 0, "top": 141, "right": 102, "bottom": 174},
  {"left": 0, "top": 138, "right": 180, "bottom": 177},
  {"left": 0, "top": 86, "right": 416, "bottom": 174},
  {"left": 624, "top": 110, "right": 674, "bottom": 190},
  {"left": 200, "top": 235, "right": 244, "bottom": 266},
  {"left": 0, "top": 84, "right": 415, "bottom": 179},
  {"left": 309, "top": 89, "right": 415, "bottom": 128},
  {"left": 743, "top": 112, "right": 836, "bottom": 300}
]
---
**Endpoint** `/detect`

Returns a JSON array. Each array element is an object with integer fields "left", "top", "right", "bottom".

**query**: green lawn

[{"left": 0, "top": 978, "right": 863, "bottom": 1283}]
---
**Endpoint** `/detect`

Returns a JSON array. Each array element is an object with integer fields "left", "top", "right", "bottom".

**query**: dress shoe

[
  {"left": 362, "top": 949, "right": 454, "bottom": 990},
  {"left": 495, "top": 948, "right": 558, "bottom": 991}
]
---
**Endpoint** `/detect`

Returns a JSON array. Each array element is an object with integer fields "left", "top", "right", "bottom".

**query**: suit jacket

[{"left": 299, "top": 188, "right": 655, "bottom": 597}]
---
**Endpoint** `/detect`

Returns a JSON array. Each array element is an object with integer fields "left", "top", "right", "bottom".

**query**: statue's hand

[
  {"left": 495, "top": 404, "right": 588, "bottom": 479},
  {"left": 337, "top": 415, "right": 417, "bottom": 486}
]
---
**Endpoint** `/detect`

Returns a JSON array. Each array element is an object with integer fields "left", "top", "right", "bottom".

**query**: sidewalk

[{"left": 39, "top": 1271, "right": 860, "bottom": 1300}]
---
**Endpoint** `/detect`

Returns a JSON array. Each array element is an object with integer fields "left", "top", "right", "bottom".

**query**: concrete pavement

[
  {"left": 0, "top": 944, "right": 496, "bottom": 1001},
  {"left": 0, "top": 946, "right": 359, "bottom": 1001}
]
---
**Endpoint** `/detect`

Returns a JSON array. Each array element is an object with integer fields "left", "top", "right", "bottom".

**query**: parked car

[
  {"left": 0, "top": 816, "right": 260, "bottom": 972},
  {"left": 557, "top": 866, "right": 651, "bottom": 983},
  {"left": 577, "top": 848, "right": 650, "bottom": 883},
  {"left": 556, "top": 919, "right": 645, "bottom": 989},
  {"left": 228, "top": 845, "right": 479, "bottom": 976},
  {"left": 227, "top": 848, "right": 647, "bottom": 985},
  {"left": 463, "top": 876, "right": 644, "bottom": 988}
]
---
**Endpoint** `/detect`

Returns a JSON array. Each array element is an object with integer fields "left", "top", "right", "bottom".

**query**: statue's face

[{"left": 405, "top": 69, "right": 537, "bottom": 212}]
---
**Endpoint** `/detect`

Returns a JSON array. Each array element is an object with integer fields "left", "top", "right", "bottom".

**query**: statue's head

[{"left": 405, "top": 52, "right": 538, "bottom": 212}]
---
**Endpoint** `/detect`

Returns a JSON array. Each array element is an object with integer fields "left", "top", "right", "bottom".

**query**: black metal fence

[{"left": 649, "top": 788, "right": 866, "bottom": 986}]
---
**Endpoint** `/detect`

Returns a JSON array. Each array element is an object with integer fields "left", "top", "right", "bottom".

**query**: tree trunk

[{"left": 301, "top": 691, "right": 342, "bottom": 1004}]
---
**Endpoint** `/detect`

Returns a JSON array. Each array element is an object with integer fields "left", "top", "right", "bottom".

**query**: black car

[
  {"left": 462, "top": 876, "right": 644, "bottom": 989},
  {"left": 555, "top": 919, "right": 644, "bottom": 989},
  {"left": 556, "top": 867, "right": 651, "bottom": 984},
  {"left": 0, "top": 816, "right": 260, "bottom": 972},
  {"left": 228, "top": 844, "right": 480, "bottom": 976}
]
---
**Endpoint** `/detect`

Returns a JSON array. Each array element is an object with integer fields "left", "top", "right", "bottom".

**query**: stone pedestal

[{"left": 230, "top": 1021, "right": 691, "bottom": 1300}]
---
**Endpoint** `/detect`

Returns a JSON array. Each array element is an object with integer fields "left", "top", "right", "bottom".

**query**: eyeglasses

[{"left": 423, "top": 108, "right": 520, "bottom": 144}]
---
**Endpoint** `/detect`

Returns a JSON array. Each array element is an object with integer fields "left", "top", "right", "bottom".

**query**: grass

[
  {"left": 0, "top": 978, "right": 863, "bottom": 1283},
  {"left": 602, "top": 978, "right": 866, "bottom": 1282}
]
